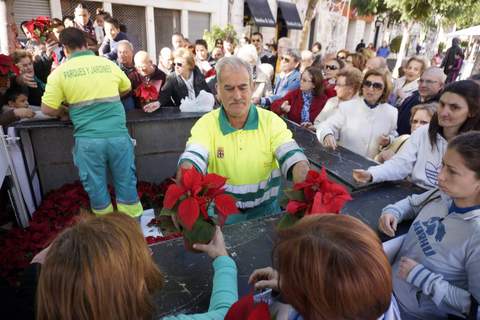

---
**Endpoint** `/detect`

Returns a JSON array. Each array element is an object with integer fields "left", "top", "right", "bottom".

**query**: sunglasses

[
  {"left": 337, "top": 55, "right": 347, "bottom": 60},
  {"left": 174, "top": 62, "right": 183, "bottom": 67},
  {"left": 325, "top": 64, "right": 338, "bottom": 71},
  {"left": 280, "top": 56, "right": 290, "bottom": 63},
  {"left": 363, "top": 80, "right": 384, "bottom": 90}
]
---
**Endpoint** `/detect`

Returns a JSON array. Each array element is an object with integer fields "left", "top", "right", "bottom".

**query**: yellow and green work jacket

[
  {"left": 42, "top": 50, "right": 131, "bottom": 138},
  {"left": 179, "top": 105, "right": 307, "bottom": 210}
]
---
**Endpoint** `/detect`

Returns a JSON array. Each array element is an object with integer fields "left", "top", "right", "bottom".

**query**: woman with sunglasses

[
  {"left": 270, "top": 66, "right": 328, "bottom": 128},
  {"left": 353, "top": 80, "right": 480, "bottom": 189},
  {"left": 159, "top": 48, "right": 211, "bottom": 108},
  {"left": 316, "top": 69, "right": 397, "bottom": 159},
  {"left": 378, "top": 131, "right": 480, "bottom": 319},
  {"left": 322, "top": 57, "right": 345, "bottom": 94},
  {"left": 314, "top": 67, "right": 363, "bottom": 125}
]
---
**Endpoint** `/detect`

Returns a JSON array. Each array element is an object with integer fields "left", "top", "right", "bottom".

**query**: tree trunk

[
  {"left": 473, "top": 47, "right": 480, "bottom": 76},
  {"left": 298, "top": 0, "right": 319, "bottom": 50},
  {"left": 393, "top": 20, "right": 414, "bottom": 78}
]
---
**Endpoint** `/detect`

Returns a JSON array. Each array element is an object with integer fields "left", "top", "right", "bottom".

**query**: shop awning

[
  {"left": 245, "top": 0, "right": 276, "bottom": 27},
  {"left": 277, "top": 1, "right": 303, "bottom": 30}
]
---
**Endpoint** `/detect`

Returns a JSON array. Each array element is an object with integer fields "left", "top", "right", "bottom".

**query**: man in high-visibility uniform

[
  {"left": 41, "top": 28, "right": 143, "bottom": 218},
  {"left": 178, "top": 56, "right": 309, "bottom": 224}
]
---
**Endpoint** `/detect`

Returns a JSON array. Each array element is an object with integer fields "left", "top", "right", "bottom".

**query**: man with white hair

[
  {"left": 300, "top": 50, "right": 314, "bottom": 73},
  {"left": 275, "top": 37, "right": 292, "bottom": 74},
  {"left": 133, "top": 51, "right": 166, "bottom": 112},
  {"left": 117, "top": 40, "right": 140, "bottom": 111},
  {"left": 177, "top": 56, "right": 309, "bottom": 223},
  {"left": 254, "top": 48, "right": 301, "bottom": 107},
  {"left": 396, "top": 67, "right": 446, "bottom": 134},
  {"left": 158, "top": 47, "right": 173, "bottom": 75}
]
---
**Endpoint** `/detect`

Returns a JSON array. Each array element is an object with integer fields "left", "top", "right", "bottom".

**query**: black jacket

[
  {"left": 159, "top": 66, "right": 211, "bottom": 107},
  {"left": 397, "top": 91, "right": 440, "bottom": 135}
]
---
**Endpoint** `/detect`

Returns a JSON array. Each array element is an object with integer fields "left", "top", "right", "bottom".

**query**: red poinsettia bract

[
  {"left": 287, "top": 167, "right": 352, "bottom": 216},
  {"left": 225, "top": 293, "right": 271, "bottom": 320},
  {"left": 0, "top": 54, "right": 19, "bottom": 76},
  {"left": 134, "top": 83, "right": 159, "bottom": 103},
  {"left": 24, "top": 16, "right": 52, "bottom": 42},
  {"left": 163, "top": 168, "right": 238, "bottom": 230}
]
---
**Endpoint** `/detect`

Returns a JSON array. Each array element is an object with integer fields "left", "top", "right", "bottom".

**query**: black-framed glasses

[
  {"left": 301, "top": 77, "right": 313, "bottom": 83},
  {"left": 324, "top": 64, "right": 338, "bottom": 71},
  {"left": 363, "top": 80, "right": 384, "bottom": 90},
  {"left": 174, "top": 62, "right": 183, "bottom": 67},
  {"left": 280, "top": 56, "right": 290, "bottom": 63}
]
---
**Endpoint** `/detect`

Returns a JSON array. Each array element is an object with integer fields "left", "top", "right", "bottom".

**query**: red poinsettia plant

[
  {"left": 134, "top": 82, "right": 159, "bottom": 104},
  {"left": 0, "top": 54, "right": 19, "bottom": 77},
  {"left": 161, "top": 167, "right": 238, "bottom": 249},
  {"left": 278, "top": 168, "right": 352, "bottom": 229},
  {"left": 24, "top": 16, "right": 53, "bottom": 42}
]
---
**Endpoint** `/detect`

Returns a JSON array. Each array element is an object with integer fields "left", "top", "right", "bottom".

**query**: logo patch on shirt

[
  {"left": 413, "top": 217, "right": 446, "bottom": 257},
  {"left": 425, "top": 161, "right": 440, "bottom": 186},
  {"left": 216, "top": 147, "right": 224, "bottom": 159}
]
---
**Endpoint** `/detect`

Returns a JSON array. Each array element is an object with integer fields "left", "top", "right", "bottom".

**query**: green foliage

[
  {"left": 277, "top": 213, "right": 300, "bottom": 230},
  {"left": 390, "top": 36, "right": 402, "bottom": 53},
  {"left": 203, "top": 25, "right": 238, "bottom": 51},
  {"left": 183, "top": 219, "right": 215, "bottom": 245},
  {"left": 438, "top": 42, "right": 446, "bottom": 54}
]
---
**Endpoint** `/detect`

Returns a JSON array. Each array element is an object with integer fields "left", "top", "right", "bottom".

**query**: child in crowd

[
  {"left": 99, "top": 17, "right": 129, "bottom": 61},
  {"left": 379, "top": 131, "right": 480, "bottom": 319},
  {"left": 353, "top": 80, "right": 480, "bottom": 189},
  {"left": 1, "top": 88, "right": 35, "bottom": 126}
]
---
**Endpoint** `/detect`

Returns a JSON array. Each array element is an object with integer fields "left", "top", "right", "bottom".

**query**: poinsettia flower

[
  {"left": 286, "top": 199, "right": 309, "bottom": 215},
  {"left": 134, "top": 83, "right": 159, "bottom": 102},
  {"left": 0, "top": 54, "right": 17, "bottom": 76},
  {"left": 286, "top": 168, "right": 352, "bottom": 217},
  {"left": 178, "top": 197, "right": 200, "bottom": 230}
]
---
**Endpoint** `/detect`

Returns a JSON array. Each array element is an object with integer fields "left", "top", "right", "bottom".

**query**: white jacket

[
  {"left": 315, "top": 97, "right": 398, "bottom": 159},
  {"left": 368, "top": 125, "right": 447, "bottom": 189},
  {"left": 391, "top": 76, "right": 419, "bottom": 106}
]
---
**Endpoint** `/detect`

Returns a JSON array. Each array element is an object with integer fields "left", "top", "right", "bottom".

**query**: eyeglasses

[
  {"left": 419, "top": 79, "right": 438, "bottom": 85},
  {"left": 280, "top": 56, "right": 290, "bottom": 63},
  {"left": 301, "top": 78, "right": 313, "bottom": 83},
  {"left": 174, "top": 62, "right": 183, "bottom": 67},
  {"left": 337, "top": 55, "right": 347, "bottom": 60},
  {"left": 324, "top": 64, "right": 338, "bottom": 71},
  {"left": 363, "top": 80, "right": 384, "bottom": 90}
]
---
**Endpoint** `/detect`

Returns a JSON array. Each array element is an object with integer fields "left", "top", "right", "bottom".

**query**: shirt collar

[
  {"left": 448, "top": 202, "right": 480, "bottom": 214},
  {"left": 69, "top": 50, "right": 95, "bottom": 60},
  {"left": 363, "top": 99, "right": 378, "bottom": 109},
  {"left": 219, "top": 104, "right": 258, "bottom": 135}
]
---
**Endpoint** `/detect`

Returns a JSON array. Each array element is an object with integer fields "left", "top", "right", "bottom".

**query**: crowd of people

[{"left": 1, "top": 2, "right": 480, "bottom": 320}]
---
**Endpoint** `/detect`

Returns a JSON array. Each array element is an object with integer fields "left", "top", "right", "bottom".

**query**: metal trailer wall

[{"left": 15, "top": 109, "right": 202, "bottom": 195}]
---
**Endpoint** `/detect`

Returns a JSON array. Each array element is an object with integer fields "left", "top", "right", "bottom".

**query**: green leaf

[
  {"left": 183, "top": 219, "right": 215, "bottom": 244},
  {"left": 276, "top": 214, "right": 300, "bottom": 230},
  {"left": 284, "top": 189, "right": 305, "bottom": 201},
  {"left": 159, "top": 208, "right": 176, "bottom": 217}
]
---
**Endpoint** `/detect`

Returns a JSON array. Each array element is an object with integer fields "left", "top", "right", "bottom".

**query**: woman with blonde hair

[
  {"left": 159, "top": 47, "right": 211, "bottom": 108},
  {"left": 36, "top": 213, "right": 237, "bottom": 320},
  {"left": 316, "top": 68, "right": 397, "bottom": 159}
]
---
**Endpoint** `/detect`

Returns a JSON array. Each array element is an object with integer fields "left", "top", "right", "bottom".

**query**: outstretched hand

[
  {"left": 193, "top": 226, "right": 228, "bottom": 259},
  {"left": 248, "top": 266, "right": 279, "bottom": 291}
]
